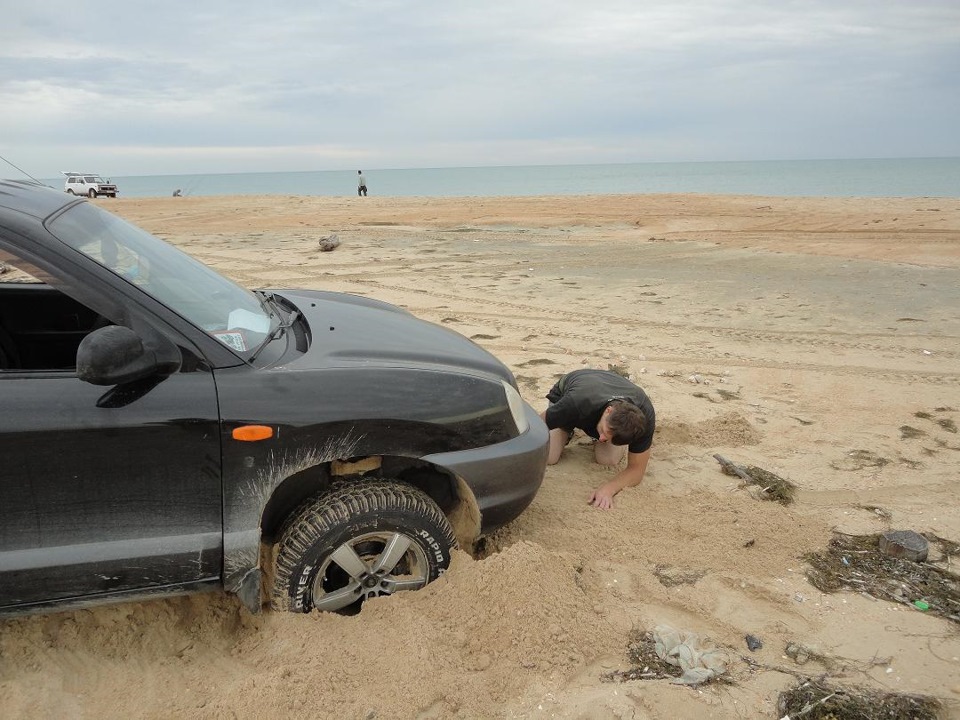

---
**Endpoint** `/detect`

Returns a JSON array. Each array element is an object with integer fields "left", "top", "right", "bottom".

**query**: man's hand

[
  {"left": 588, "top": 482, "right": 618, "bottom": 510},
  {"left": 587, "top": 450, "right": 651, "bottom": 510}
]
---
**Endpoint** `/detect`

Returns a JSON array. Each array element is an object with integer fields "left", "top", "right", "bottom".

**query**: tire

[
  {"left": 88, "top": 188, "right": 97, "bottom": 198},
  {"left": 272, "top": 480, "right": 456, "bottom": 614},
  {"left": 67, "top": 189, "right": 76, "bottom": 195}
]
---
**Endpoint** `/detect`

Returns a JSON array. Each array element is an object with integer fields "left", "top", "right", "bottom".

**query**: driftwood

[
  {"left": 318, "top": 233, "right": 341, "bottom": 252},
  {"left": 712, "top": 454, "right": 754, "bottom": 482},
  {"left": 713, "top": 454, "right": 797, "bottom": 504}
]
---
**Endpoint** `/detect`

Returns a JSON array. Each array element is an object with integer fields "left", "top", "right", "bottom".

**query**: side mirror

[{"left": 77, "top": 325, "right": 180, "bottom": 386}]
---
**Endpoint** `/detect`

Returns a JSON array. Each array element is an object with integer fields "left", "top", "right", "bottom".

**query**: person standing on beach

[
  {"left": 539, "top": 368, "right": 655, "bottom": 509},
  {"left": 357, "top": 170, "right": 367, "bottom": 197}
]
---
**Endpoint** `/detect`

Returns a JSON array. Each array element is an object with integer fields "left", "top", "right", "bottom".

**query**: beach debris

[
  {"left": 652, "top": 625, "right": 728, "bottom": 685},
  {"left": 777, "top": 678, "right": 941, "bottom": 720},
  {"left": 713, "top": 454, "right": 797, "bottom": 505},
  {"left": 804, "top": 532, "right": 960, "bottom": 625},
  {"left": 517, "top": 358, "right": 557, "bottom": 367},
  {"left": 914, "top": 409, "right": 959, "bottom": 434},
  {"left": 601, "top": 626, "right": 728, "bottom": 686},
  {"left": 607, "top": 362, "right": 631, "bottom": 378},
  {"left": 830, "top": 449, "right": 889, "bottom": 472},
  {"left": 900, "top": 424, "right": 926, "bottom": 439},
  {"left": 782, "top": 640, "right": 889, "bottom": 673},
  {"left": 653, "top": 564, "right": 705, "bottom": 587},
  {"left": 784, "top": 641, "right": 817, "bottom": 667},
  {"left": 878, "top": 530, "right": 929, "bottom": 562},
  {"left": 855, "top": 503, "right": 892, "bottom": 520},
  {"left": 602, "top": 628, "right": 684, "bottom": 682},
  {"left": 745, "top": 634, "right": 763, "bottom": 652},
  {"left": 0, "top": 262, "right": 7, "bottom": 275},
  {"left": 318, "top": 233, "right": 341, "bottom": 252}
]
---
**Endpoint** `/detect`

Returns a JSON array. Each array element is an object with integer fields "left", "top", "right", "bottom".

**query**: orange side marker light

[{"left": 232, "top": 425, "right": 274, "bottom": 441}]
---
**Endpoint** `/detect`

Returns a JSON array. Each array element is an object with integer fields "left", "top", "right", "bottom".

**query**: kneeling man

[{"left": 539, "top": 369, "right": 656, "bottom": 509}]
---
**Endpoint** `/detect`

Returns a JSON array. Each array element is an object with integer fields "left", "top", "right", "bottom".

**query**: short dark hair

[{"left": 606, "top": 402, "right": 646, "bottom": 446}]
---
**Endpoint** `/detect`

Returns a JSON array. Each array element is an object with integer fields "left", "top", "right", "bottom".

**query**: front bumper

[{"left": 422, "top": 403, "right": 548, "bottom": 533}]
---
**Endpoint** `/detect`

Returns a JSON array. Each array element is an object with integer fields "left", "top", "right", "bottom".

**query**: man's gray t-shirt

[{"left": 544, "top": 369, "right": 655, "bottom": 453}]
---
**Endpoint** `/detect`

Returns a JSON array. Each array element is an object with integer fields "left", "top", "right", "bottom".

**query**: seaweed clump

[
  {"left": 601, "top": 628, "right": 683, "bottom": 682},
  {"left": 804, "top": 533, "right": 960, "bottom": 625},
  {"left": 713, "top": 454, "right": 797, "bottom": 505},
  {"left": 778, "top": 678, "right": 942, "bottom": 720}
]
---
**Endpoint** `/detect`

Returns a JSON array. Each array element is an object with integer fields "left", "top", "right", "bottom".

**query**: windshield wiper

[
  {"left": 254, "top": 288, "right": 278, "bottom": 318},
  {"left": 247, "top": 308, "right": 300, "bottom": 364}
]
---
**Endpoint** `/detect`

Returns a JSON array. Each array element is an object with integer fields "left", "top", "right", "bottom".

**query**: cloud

[{"left": 2, "top": 0, "right": 958, "bottom": 176}]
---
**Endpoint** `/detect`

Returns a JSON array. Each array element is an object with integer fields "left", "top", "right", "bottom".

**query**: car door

[{"left": 0, "top": 272, "right": 223, "bottom": 610}]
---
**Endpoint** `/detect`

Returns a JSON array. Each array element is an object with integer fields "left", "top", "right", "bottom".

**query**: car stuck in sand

[{"left": 0, "top": 179, "right": 548, "bottom": 617}]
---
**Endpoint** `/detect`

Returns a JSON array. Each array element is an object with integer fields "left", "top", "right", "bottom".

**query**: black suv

[{"left": 0, "top": 180, "right": 548, "bottom": 616}]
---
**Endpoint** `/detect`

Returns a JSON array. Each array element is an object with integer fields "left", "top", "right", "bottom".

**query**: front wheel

[
  {"left": 87, "top": 188, "right": 97, "bottom": 198},
  {"left": 272, "top": 481, "right": 456, "bottom": 614}
]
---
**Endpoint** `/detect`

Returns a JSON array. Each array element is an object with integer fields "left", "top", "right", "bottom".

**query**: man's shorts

[
  {"left": 545, "top": 375, "right": 567, "bottom": 404},
  {"left": 545, "top": 376, "right": 575, "bottom": 441}
]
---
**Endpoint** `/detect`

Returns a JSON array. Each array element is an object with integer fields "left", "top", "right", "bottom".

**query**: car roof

[{"left": 0, "top": 179, "right": 77, "bottom": 221}]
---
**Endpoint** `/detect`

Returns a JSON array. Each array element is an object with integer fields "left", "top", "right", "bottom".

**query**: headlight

[{"left": 501, "top": 381, "right": 529, "bottom": 435}]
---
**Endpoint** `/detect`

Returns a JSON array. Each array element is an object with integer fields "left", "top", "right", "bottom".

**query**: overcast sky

[{"left": 2, "top": 1, "right": 959, "bottom": 178}]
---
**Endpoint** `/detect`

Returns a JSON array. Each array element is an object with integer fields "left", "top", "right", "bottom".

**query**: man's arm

[
  {"left": 588, "top": 449, "right": 651, "bottom": 509},
  {"left": 540, "top": 409, "right": 570, "bottom": 465}
]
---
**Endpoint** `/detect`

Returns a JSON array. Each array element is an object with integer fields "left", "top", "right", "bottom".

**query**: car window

[
  {"left": 0, "top": 252, "right": 111, "bottom": 372},
  {"left": 0, "top": 258, "right": 39, "bottom": 284},
  {"left": 47, "top": 202, "right": 275, "bottom": 356}
]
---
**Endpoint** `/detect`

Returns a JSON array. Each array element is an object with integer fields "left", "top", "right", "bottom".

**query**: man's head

[
  {"left": 597, "top": 401, "right": 646, "bottom": 446},
  {"left": 358, "top": 170, "right": 362, "bottom": 174}
]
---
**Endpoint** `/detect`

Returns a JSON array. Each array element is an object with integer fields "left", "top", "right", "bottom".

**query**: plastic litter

[{"left": 653, "top": 624, "right": 728, "bottom": 685}]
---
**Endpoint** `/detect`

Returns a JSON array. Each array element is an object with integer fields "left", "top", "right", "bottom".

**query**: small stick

[{"left": 713, "top": 454, "right": 754, "bottom": 482}]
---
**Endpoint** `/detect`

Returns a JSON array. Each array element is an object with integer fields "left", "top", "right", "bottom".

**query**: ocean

[{"left": 39, "top": 157, "right": 959, "bottom": 199}]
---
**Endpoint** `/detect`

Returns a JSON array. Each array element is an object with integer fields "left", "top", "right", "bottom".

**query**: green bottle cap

[{"left": 913, "top": 600, "right": 930, "bottom": 611}]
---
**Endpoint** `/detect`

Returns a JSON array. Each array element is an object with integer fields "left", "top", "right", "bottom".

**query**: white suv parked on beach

[{"left": 62, "top": 172, "right": 118, "bottom": 198}]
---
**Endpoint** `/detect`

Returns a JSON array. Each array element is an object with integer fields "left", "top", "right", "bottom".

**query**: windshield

[{"left": 47, "top": 202, "right": 274, "bottom": 356}]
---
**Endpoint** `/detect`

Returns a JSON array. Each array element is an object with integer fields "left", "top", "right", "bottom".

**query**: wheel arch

[{"left": 258, "top": 454, "right": 481, "bottom": 551}]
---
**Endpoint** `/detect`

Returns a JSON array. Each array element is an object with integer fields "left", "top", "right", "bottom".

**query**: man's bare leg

[
  {"left": 547, "top": 428, "right": 571, "bottom": 465},
  {"left": 594, "top": 440, "right": 626, "bottom": 466}
]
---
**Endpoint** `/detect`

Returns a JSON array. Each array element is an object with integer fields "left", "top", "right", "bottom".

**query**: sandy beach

[{"left": 2, "top": 192, "right": 959, "bottom": 719}]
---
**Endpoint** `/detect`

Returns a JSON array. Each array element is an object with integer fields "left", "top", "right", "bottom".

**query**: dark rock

[{"left": 878, "top": 530, "right": 928, "bottom": 562}]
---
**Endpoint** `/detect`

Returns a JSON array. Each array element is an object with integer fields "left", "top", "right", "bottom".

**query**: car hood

[{"left": 277, "top": 289, "right": 515, "bottom": 384}]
